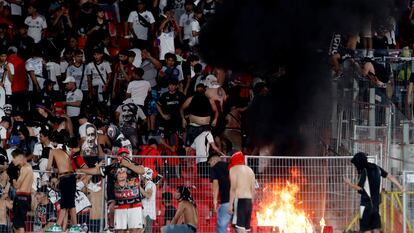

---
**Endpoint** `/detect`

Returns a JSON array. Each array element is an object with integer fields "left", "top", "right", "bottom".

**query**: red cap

[
  {"left": 117, "top": 147, "right": 130, "bottom": 156},
  {"left": 228, "top": 151, "right": 245, "bottom": 170}
]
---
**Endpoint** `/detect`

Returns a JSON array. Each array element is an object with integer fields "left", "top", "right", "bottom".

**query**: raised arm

[
  {"left": 387, "top": 174, "right": 404, "bottom": 191},
  {"left": 77, "top": 166, "right": 102, "bottom": 176},
  {"left": 120, "top": 158, "right": 145, "bottom": 175}
]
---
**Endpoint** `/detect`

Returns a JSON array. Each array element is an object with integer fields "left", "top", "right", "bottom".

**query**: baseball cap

[
  {"left": 63, "top": 76, "right": 76, "bottom": 83},
  {"left": 7, "top": 46, "right": 17, "bottom": 54},
  {"left": 117, "top": 147, "right": 130, "bottom": 156}
]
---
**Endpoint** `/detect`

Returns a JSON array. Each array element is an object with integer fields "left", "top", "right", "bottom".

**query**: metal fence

[
  {"left": 0, "top": 169, "right": 105, "bottom": 233},
  {"left": 0, "top": 155, "right": 386, "bottom": 233},
  {"left": 403, "top": 171, "right": 414, "bottom": 233}
]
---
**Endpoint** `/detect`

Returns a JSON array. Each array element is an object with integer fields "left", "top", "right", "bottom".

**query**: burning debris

[{"left": 256, "top": 182, "right": 313, "bottom": 233}]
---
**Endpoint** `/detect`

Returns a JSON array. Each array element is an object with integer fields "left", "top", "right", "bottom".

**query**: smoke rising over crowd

[{"left": 199, "top": 0, "right": 405, "bottom": 154}]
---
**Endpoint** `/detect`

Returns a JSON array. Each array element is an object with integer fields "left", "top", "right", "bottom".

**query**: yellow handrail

[{"left": 346, "top": 191, "right": 414, "bottom": 233}]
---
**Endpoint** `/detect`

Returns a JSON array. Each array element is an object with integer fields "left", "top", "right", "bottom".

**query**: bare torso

[
  {"left": 0, "top": 199, "right": 9, "bottom": 225},
  {"left": 180, "top": 201, "right": 198, "bottom": 227},
  {"left": 232, "top": 165, "right": 255, "bottom": 199},
  {"left": 225, "top": 108, "right": 241, "bottom": 129},
  {"left": 205, "top": 87, "right": 226, "bottom": 110},
  {"left": 17, "top": 164, "right": 33, "bottom": 193},
  {"left": 189, "top": 115, "right": 210, "bottom": 125},
  {"left": 50, "top": 149, "right": 73, "bottom": 175}
]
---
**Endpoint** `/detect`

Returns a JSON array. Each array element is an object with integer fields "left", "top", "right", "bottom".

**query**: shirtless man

[
  {"left": 11, "top": 149, "right": 34, "bottom": 233},
  {"left": 47, "top": 147, "right": 80, "bottom": 232},
  {"left": 228, "top": 151, "right": 255, "bottom": 233},
  {"left": 180, "top": 83, "right": 223, "bottom": 175},
  {"left": 161, "top": 186, "right": 198, "bottom": 233}
]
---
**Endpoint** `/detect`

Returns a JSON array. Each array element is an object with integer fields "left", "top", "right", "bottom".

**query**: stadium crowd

[{"left": 1, "top": 0, "right": 414, "bottom": 232}]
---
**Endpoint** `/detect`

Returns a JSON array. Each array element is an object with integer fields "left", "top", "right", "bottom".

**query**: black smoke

[{"left": 199, "top": 0, "right": 405, "bottom": 154}]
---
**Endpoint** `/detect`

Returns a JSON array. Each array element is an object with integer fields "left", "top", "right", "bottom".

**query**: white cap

[
  {"left": 63, "top": 76, "right": 76, "bottom": 83},
  {"left": 204, "top": 74, "right": 220, "bottom": 88}
]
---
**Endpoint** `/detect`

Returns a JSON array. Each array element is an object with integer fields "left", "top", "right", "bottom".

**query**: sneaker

[
  {"left": 67, "top": 225, "right": 82, "bottom": 233},
  {"left": 46, "top": 223, "right": 63, "bottom": 232}
]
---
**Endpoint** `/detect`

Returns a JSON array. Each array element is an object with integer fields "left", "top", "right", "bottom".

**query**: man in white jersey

[
  {"left": 86, "top": 48, "right": 112, "bottom": 103},
  {"left": 128, "top": 0, "right": 155, "bottom": 50},
  {"left": 25, "top": 48, "right": 45, "bottom": 110},
  {"left": 67, "top": 49, "right": 88, "bottom": 106},
  {"left": 0, "top": 49, "right": 14, "bottom": 104},
  {"left": 62, "top": 76, "right": 83, "bottom": 135},
  {"left": 179, "top": 0, "right": 194, "bottom": 50},
  {"left": 24, "top": 4, "right": 47, "bottom": 43}
]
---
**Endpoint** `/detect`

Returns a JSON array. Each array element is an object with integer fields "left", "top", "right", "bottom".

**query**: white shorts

[{"left": 114, "top": 207, "right": 144, "bottom": 230}]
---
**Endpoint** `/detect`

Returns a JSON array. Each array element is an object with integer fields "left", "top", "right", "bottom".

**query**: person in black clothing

[
  {"left": 345, "top": 152, "right": 404, "bottom": 233},
  {"left": 161, "top": 192, "right": 176, "bottom": 225},
  {"left": 157, "top": 78, "right": 186, "bottom": 135},
  {"left": 208, "top": 153, "right": 233, "bottom": 233}
]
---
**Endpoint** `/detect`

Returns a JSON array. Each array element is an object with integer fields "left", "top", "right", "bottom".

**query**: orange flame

[{"left": 256, "top": 182, "right": 313, "bottom": 233}]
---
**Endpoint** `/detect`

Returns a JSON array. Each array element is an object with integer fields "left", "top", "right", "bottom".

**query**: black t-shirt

[
  {"left": 210, "top": 161, "right": 231, "bottom": 203},
  {"left": 158, "top": 91, "right": 185, "bottom": 120},
  {"left": 357, "top": 163, "right": 388, "bottom": 206}
]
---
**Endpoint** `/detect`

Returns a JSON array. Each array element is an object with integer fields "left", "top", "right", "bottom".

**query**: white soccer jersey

[
  {"left": 128, "top": 11, "right": 155, "bottom": 40},
  {"left": 24, "top": 15, "right": 47, "bottom": 43}
]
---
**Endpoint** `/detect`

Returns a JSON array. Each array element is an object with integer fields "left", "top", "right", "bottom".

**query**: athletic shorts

[
  {"left": 360, "top": 204, "right": 381, "bottom": 231},
  {"left": 232, "top": 198, "right": 252, "bottom": 231},
  {"left": 162, "top": 224, "right": 197, "bottom": 233},
  {"left": 12, "top": 194, "right": 31, "bottom": 229},
  {"left": 59, "top": 174, "right": 76, "bottom": 209},
  {"left": 114, "top": 207, "right": 143, "bottom": 230}
]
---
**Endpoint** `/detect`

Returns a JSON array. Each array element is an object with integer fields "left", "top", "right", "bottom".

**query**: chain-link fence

[
  {"left": 2, "top": 154, "right": 406, "bottom": 233},
  {"left": 0, "top": 169, "right": 105, "bottom": 233},
  {"left": 403, "top": 171, "right": 414, "bottom": 233}
]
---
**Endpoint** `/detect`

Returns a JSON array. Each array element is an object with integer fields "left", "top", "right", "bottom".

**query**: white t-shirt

[
  {"left": 142, "top": 181, "right": 157, "bottom": 220},
  {"left": 26, "top": 57, "right": 45, "bottom": 91},
  {"left": 128, "top": 11, "right": 155, "bottom": 40},
  {"left": 189, "top": 19, "right": 200, "bottom": 47},
  {"left": 126, "top": 80, "right": 151, "bottom": 106},
  {"left": 179, "top": 12, "right": 194, "bottom": 40},
  {"left": 60, "top": 60, "right": 69, "bottom": 74},
  {"left": 75, "top": 181, "right": 92, "bottom": 213},
  {"left": 24, "top": 15, "right": 47, "bottom": 43},
  {"left": 86, "top": 61, "right": 112, "bottom": 87},
  {"left": 158, "top": 31, "right": 175, "bottom": 60},
  {"left": 79, "top": 122, "right": 92, "bottom": 139},
  {"left": 46, "top": 62, "right": 61, "bottom": 91},
  {"left": 67, "top": 64, "right": 88, "bottom": 91},
  {"left": 141, "top": 60, "right": 157, "bottom": 88},
  {"left": 10, "top": 2, "right": 22, "bottom": 16},
  {"left": 66, "top": 89, "right": 83, "bottom": 117},
  {"left": 116, "top": 101, "right": 146, "bottom": 122},
  {"left": 0, "top": 125, "right": 6, "bottom": 142},
  {"left": 0, "top": 62, "right": 15, "bottom": 95},
  {"left": 191, "top": 130, "right": 214, "bottom": 163}
]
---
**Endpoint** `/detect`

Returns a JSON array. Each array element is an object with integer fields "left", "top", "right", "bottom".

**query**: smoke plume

[{"left": 199, "top": 0, "right": 405, "bottom": 154}]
